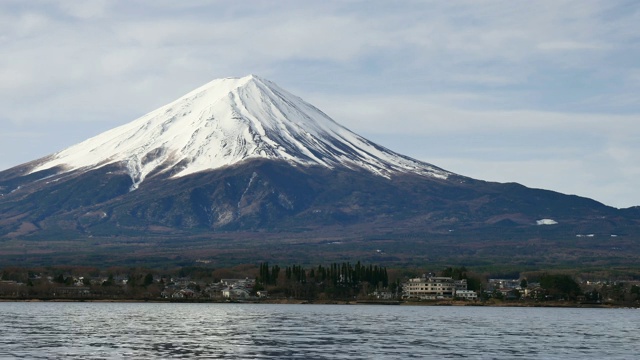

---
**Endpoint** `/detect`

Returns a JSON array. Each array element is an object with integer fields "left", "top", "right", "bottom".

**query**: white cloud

[
  {"left": 56, "top": 1, "right": 110, "bottom": 19},
  {"left": 310, "top": 93, "right": 640, "bottom": 136},
  {"left": 537, "top": 41, "right": 607, "bottom": 51}
]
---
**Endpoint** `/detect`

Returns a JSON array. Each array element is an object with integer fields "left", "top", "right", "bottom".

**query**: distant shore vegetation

[{"left": 1, "top": 263, "right": 639, "bottom": 307}]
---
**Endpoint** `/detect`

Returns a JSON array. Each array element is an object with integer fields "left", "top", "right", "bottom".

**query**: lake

[{"left": 0, "top": 302, "right": 637, "bottom": 359}]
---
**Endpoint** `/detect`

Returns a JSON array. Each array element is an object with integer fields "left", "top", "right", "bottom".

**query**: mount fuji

[
  {"left": 0, "top": 75, "right": 638, "bottom": 267},
  {"left": 30, "top": 75, "right": 448, "bottom": 190}
]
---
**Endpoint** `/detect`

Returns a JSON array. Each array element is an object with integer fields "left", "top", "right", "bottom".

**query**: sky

[{"left": 1, "top": 1, "right": 638, "bottom": 208}]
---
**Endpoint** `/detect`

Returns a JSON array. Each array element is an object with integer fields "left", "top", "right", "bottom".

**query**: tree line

[
  {"left": 257, "top": 262, "right": 391, "bottom": 299},
  {"left": 1, "top": 264, "right": 639, "bottom": 305}
]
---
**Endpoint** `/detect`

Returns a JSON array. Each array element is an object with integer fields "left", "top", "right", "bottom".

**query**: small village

[{"left": 1, "top": 264, "right": 639, "bottom": 307}]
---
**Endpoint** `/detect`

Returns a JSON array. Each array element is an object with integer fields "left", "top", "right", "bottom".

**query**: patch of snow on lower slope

[{"left": 536, "top": 219, "right": 558, "bottom": 225}]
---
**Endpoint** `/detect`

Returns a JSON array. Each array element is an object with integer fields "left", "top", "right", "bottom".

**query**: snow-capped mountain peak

[{"left": 30, "top": 75, "right": 449, "bottom": 189}]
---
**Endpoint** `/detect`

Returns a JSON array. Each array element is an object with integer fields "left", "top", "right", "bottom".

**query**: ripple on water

[{"left": 0, "top": 303, "right": 638, "bottom": 359}]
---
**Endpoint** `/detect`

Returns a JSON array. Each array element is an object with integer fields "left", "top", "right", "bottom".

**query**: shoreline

[{"left": 0, "top": 298, "right": 631, "bottom": 308}]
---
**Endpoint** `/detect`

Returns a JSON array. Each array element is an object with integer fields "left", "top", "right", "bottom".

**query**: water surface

[{"left": 0, "top": 303, "right": 637, "bottom": 359}]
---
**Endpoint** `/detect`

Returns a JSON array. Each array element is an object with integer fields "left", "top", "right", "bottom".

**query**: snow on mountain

[
  {"left": 536, "top": 219, "right": 558, "bottom": 225},
  {"left": 30, "top": 75, "right": 449, "bottom": 189}
]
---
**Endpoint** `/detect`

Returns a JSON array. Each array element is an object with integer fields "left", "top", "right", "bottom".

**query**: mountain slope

[{"left": 0, "top": 75, "right": 638, "bottom": 267}]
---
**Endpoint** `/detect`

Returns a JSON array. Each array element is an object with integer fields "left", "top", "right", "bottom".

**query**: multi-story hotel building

[{"left": 403, "top": 276, "right": 473, "bottom": 300}]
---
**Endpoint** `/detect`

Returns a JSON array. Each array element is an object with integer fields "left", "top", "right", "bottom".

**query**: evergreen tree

[
  {"left": 270, "top": 265, "right": 280, "bottom": 285},
  {"left": 540, "top": 274, "right": 581, "bottom": 300},
  {"left": 144, "top": 273, "right": 154, "bottom": 287}
]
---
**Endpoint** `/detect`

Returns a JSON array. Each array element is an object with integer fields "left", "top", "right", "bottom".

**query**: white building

[
  {"left": 403, "top": 276, "right": 476, "bottom": 300},
  {"left": 455, "top": 290, "right": 478, "bottom": 300},
  {"left": 454, "top": 279, "right": 468, "bottom": 291},
  {"left": 222, "top": 287, "right": 250, "bottom": 299},
  {"left": 403, "top": 276, "right": 456, "bottom": 299}
]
